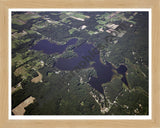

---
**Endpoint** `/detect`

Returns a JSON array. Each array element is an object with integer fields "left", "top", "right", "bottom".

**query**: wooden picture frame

[{"left": 0, "top": 0, "right": 159, "bottom": 127}]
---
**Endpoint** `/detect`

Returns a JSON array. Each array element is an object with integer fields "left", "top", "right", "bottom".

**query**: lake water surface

[{"left": 31, "top": 38, "right": 127, "bottom": 94}]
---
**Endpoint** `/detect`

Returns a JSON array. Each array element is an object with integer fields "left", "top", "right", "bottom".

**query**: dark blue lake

[
  {"left": 31, "top": 38, "right": 78, "bottom": 54},
  {"left": 117, "top": 65, "right": 128, "bottom": 87},
  {"left": 31, "top": 38, "right": 116, "bottom": 94}
]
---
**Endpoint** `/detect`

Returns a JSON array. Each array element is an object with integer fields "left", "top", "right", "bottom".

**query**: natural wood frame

[{"left": 0, "top": 0, "right": 160, "bottom": 128}]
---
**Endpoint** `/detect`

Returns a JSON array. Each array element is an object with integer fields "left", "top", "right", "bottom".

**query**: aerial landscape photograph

[{"left": 11, "top": 10, "right": 149, "bottom": 116}]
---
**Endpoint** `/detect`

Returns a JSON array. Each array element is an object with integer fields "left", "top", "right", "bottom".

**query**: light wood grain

[{"left": 0, "top": 0, "right": 160, "bottom": 128}]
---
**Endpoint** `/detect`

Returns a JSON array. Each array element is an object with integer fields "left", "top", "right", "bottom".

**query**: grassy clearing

[
  {"left": 12, "top": 13, "right": 40, "bottom": 25},
  {"left": 31, "top": 71, "right": 43, "bottom": 83},
  {"left": 12, "top": 96, "right": 35, "bottom": 115},
  {"left": 69, "top": 28, "right": 77, "bottom": 34}
]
